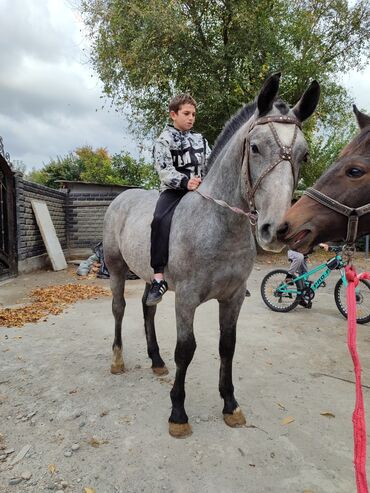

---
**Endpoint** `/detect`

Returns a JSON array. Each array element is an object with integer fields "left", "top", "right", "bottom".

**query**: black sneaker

[{"left": 146, "top": 280, "right": 168, "bottom": 306}]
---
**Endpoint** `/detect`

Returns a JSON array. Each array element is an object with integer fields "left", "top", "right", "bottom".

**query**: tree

[
  {"left": 300, "top": 117, "right": 358, "bottom": 188},
  {"left": 27, "top": 152, "right": 84, "bottom": 189},
  {"left": 26, "top": 145, "right": 159, "bottom": 189},
  {"left": 112, "top": 152, "right": 160, "bottom": 189},
  {"left": 80, "top": 0, "right": 370, "bottom": 145}
]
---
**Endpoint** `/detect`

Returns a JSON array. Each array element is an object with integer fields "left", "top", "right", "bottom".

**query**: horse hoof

[
  {"left": 110, "top": 363, "right": 125, "bottom": 374},
  {"left": 169, "top": 422, "right": 192, "bottom": 438},
  {"left": 223, "top": 407, "right": 246, "bottom": 428},
  {"left": 152, "top": 366, "right": 169, "bottom": 376}
]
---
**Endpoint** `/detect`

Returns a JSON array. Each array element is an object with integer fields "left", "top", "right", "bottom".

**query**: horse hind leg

[
  {"left": 142, "top": 283, "right": 168, "bottom": 375},
  {"left": 110, "top": 261, "right": 129, "bottom": 375},
  {"left": 218, "top": 293, "right": 247, "bottom": 428}
]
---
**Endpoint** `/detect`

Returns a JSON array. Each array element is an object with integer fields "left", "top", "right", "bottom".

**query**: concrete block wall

[
  {"left": 66, "top": 192, "right": 122, "bottom": 252},
  {"left": 13, "top": 178, "right": 136, "bottom": 272},
  {"left": 15, "top": 176, "right": 67, "bottom": 268}
]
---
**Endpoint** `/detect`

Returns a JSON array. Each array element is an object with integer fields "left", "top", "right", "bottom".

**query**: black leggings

[{"left": 150, "top": 189, "right": 187, "bottom": 273}]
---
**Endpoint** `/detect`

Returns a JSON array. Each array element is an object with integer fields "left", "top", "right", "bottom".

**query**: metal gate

[{"left": 0, "top": 137, "right": 17, "bottom": 281}]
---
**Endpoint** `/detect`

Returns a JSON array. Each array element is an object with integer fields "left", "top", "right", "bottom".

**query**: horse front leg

[
  {"left": 168, "top": 297, "right": 197, "bottom": 438},
  {"left": 219, "top": 290, "right": 246, "bottom": 427},
  {"left": 142, "top": 283, "right": 168, "bottom": 375}
]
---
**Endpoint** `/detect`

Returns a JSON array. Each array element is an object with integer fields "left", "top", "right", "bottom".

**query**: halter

[
  {"left": 244, "top": 115, "right": 302, "bottom": 212},
  {"left": 304, "top": 187, "right": 370, "bottom": 244}
]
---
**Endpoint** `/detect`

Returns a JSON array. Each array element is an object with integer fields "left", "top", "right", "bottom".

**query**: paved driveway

[{"left": 0, "top": 257, "right": 370, "bottom": 493}]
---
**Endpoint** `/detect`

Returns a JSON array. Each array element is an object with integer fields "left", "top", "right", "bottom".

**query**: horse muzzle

[{"left": 256, "top": 220, "right": 287, "bottom": 252}]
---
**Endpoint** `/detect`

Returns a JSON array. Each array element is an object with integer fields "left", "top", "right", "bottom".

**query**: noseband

[
  {"left": 304, "top": 187, "right": 370, "bottom": 244},
  {"left": 244, "top": 115, "right": 302, "bottom": 212}
]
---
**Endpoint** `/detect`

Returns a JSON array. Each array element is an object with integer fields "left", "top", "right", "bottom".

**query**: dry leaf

[
  {"left": 84, "top": 488, "right": 96, "bottom": 493},
  {"left": 87, "top": 437, "right": 109, "bottom": 448},
  {"left": 48, "top": 464, "right": 57, "bottom": 474},
  {"left": 282, "top": 416, "right": 295, "bottom": 425},
  {"left": 69, "top": 388, "right": 78, "bottom": 394},
  {"left": 320, "top": 411, "right": 335, "bottom": 418},
  {"left": 0, "top": 284, "right": 110, "bottom": 327},
  {"left": 303, "top": 490, "right": 315, "bottom": 493},
  {"left": 276, "top": 402, "right": 286, "bottom": 410}
]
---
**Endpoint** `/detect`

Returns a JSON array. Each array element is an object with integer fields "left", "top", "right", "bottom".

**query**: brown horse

[{"left": 277, "top": 105, "right": 370, "bottom": 253}]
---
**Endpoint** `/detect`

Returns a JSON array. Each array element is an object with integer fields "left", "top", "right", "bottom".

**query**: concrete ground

[{"left": 0, "top": 253, "right": 370, "bottom": 493}]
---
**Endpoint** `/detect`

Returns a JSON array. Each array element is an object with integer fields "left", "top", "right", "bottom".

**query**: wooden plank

[{"left": 31, "top": 200, "right": 67, "bottom": 271}]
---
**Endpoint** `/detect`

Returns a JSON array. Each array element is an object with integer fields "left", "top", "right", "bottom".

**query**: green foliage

[
  {"left": 27, "top": 152, "right": 84, "bottom": 188},
  {"left": 301, "top": 111, "right": 358, "bottom": 187},
  {"left": 78, "top": 0, "right": 370, "bottom": 191},
  {"left": 26, "top": 146, "right": 158, "bottom": 190},
  {"left": 81, "top": 0, "right": 370, "bottom": 147},
  {"left": 112, "top": 152, "right": 160, "bottom": 189}
]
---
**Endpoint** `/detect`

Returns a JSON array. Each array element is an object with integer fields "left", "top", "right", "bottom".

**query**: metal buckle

[
  {"left": 280, "top": 147, "right": 291, "bottom": 160},
  {"left": 342, "top": 244, "right": 356, "bottom": 264},
  {"left": 248, "top": 210, "right": 258, "bottom": 226}
]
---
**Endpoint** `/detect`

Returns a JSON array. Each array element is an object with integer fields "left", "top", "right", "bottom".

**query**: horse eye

[
  {"left": 303, "top": 152, "right": 309, "bottom": 163},
  {"left": 251, "top": 144, "right": 259, "bottom": 154},
  {"left": 346, "top": 167, "right": 365, "bottom": 178}
]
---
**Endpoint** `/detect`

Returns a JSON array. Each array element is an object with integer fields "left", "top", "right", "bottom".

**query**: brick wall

[{"left": 15, "top": 176, "right": 67, "bottom": 262}]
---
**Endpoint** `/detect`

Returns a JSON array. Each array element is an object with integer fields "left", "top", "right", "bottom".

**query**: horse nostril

[
  {"left": 277, "top": 222, "right": 289, "bottom": 240},
  {"left": 260, "top": 223, "right": 271, "bottom": 240}
]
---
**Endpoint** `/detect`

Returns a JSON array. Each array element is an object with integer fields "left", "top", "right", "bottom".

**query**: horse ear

[
  {"left": 257, "top": 72, "right": 281, "bottom": 116},
  {"left": 353, "top": 104, "right": 370, "bottom": 129},
  {"left": 292, "top": 80, "right": 320, "bottom": 122}
]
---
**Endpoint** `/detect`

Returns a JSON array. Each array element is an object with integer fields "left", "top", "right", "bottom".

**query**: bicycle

[{"left": 260, "top": 248, "right": 370, "bottom": 324}]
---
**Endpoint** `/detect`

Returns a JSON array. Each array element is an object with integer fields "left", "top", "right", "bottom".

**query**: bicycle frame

[{"left": 283, "top": 254, "right": 347, "bottom": 296}]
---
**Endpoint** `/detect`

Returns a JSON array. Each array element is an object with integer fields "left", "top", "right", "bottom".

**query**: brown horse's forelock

[{"left": 340, "top": 127, "right": 370, "bottom": 158}]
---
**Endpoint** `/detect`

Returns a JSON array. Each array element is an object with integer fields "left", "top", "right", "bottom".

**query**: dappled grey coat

[{"left": 153, "top": 125, "right": 211, "bottom": 192}]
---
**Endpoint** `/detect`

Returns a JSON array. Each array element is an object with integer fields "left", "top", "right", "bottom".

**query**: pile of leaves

[{"left": 0, "top": 283, "right": 110, "bottom": 328}]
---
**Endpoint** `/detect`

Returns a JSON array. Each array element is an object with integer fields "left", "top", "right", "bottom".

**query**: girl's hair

[{"left": 169, "top": 94, "right": 197, "bottom": 113}]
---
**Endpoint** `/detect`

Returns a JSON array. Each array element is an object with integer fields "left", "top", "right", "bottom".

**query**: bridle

[
  {"left": 304, "top": 187, "right": 370, "bottom": 244},
  {"left": 244, "top": 115, "right": 302, "bottom": 213},
  {"left": 196, "top": 114, "right": 303, "bottom": 226}
]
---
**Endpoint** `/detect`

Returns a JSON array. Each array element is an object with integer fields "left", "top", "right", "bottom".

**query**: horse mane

[
  {"left": 340, "top": 126, "right": 370, "bottom": 158},
  {"left": 207, "top": 101, "right": 257, "bottom": 169},
  {"left": 207, "top": 98, "right": 290, "bottom": 169}
]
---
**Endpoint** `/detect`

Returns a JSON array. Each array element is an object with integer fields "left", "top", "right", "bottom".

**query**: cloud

[
  {"left": 342, "top": 65, "right": 370, "bottom": 112},
  {"left": 0, "top": 0, "right": 369, "bottom": 171},
  {"left": 0, "top": 0, "right": 146, "bottom": 170}
]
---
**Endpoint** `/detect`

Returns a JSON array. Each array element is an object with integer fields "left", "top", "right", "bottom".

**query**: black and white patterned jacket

[{"left": 153, "top": 124, "right": 211, "bottom": 192}]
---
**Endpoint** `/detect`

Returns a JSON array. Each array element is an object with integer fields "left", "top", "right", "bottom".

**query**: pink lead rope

[{"left": 345, "top": 265, "right": 370, "bottom": 493}]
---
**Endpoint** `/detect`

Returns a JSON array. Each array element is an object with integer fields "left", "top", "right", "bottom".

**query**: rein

[
  {"left": 195, "top": 189, "right": 258, "bottom": 225},
  {"left": 304, "top": 188, "right": 370, "bottom": 244},
  {"left": 196, "top": 115, "right": 302, "bottom": 225}
]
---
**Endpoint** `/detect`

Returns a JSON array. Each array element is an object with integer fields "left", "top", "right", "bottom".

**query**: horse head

[
  {"left": 241, "top": 73, "right": 320, "bottom": 252},
  {"left": 277, "top": 106, "right": 370, "bottom": 253}
]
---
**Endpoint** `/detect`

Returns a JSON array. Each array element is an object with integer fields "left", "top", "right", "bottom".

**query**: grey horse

[{"left": 103, "top": 73, "right": 320, "bottom": 438}]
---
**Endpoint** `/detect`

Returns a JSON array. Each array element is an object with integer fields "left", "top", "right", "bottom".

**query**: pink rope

[{"left": 345, "top": 265, "right": 370, "bottom": 493}]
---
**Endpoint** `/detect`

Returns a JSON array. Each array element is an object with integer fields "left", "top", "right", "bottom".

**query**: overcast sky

[{"left": 0, "top": 0, "right": 369, "bottom": 172}]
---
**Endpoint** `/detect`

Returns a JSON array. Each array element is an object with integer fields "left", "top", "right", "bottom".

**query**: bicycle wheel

[
  {"left": 261, "top": 269, "right": 300, "bottom": 312},
  {"left": 334, "top": 278, "right": 370, "bottom": 324}
]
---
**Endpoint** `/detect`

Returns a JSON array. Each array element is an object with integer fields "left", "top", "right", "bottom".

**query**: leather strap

[{"left": 303, "top": 187, "right": 370, "bottom": 244}]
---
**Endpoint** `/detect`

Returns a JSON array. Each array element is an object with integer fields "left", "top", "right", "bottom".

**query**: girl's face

[{"left": 170, "top": 104, "right": 196, "bottom": 132}]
